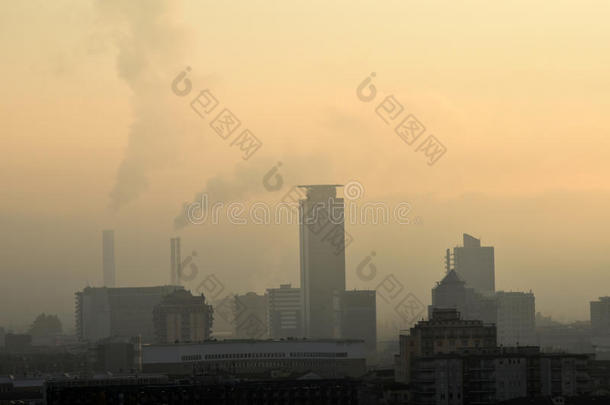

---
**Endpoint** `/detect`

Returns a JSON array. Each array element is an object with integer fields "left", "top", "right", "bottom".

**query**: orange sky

[{"left": 1, "top": 0, "right": 610, "bottom": 332}]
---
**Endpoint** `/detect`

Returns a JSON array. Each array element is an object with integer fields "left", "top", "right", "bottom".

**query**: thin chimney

[{"left": 102, "top": 230, "right": 116, "bottom": 287}]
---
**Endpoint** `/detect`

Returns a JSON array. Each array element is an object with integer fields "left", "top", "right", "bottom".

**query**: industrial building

[
  {"left": 75, "top": 285, "right": 184, "bottom": 343},
  {"left": 141, "top": 339, "right": 367, "bottom": 378}
]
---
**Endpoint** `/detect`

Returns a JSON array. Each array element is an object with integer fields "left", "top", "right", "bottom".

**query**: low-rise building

[
  {"left": 142, "top": 339, "right": 367, "bottom": 378},
  {"left": 411, "top": 347, "right": 592, "bottom": 404},
  {"left": 75, "top": 285, "right": 184, "bottom": 343}
]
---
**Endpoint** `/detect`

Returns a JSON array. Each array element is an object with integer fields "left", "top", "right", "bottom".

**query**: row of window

[{"left": 181, "top": 352, "right": 349, "bottom": 361}]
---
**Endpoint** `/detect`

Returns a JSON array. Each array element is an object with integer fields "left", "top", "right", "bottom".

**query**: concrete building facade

[
  {"left": 299, "top": 185, "right": 346, "bottom": 339},
  {"left": 75, "top": 285, "right": 184, "bottom": 343},
  {"left": 153, "top": 290, "right": 213, "bottom": 344},
  {"left": 266, "top": 284, "right": 303, "bottom": 339},
  {"left": 142, "top": 339, "right": 367, "bottom": 378},
  {"left": 496, "top": 291, "right": 536, "bottom": 346}
]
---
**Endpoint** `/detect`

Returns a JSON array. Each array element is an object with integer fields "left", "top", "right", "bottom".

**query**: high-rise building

[
  {"left": 496, "top": 291, "right": 536, "bottom": 346},
  {"left": 267, "top": 284, "right": 303, "bottom": 339},
  {"left": 341, "top": 290, "right": 377, "bottom": 353},
  {"left": 395, "top": 308, "right": 496, "bottom": 384},
  {"left": 591, "top": 296, "right": 610, "bottom": 336},
  {"left": 102, "top": 230, "right": 116, "bottom": 287},
  {"left": 298, "top": 185, "right": 346, "bottom": 339},
  {"left": 170, "top": 237, "right": 181, "bottom": 286},
  {"left": 153, "top": 290, "right": 213, "bottom": 343},
  {"left": 430, "top": 270, "right": 497, "bottom": 324},
  {"left": 75, "top": 285, "right": 184, "bottom": 343},
  {"left": 233, "top": 292, "right": 268, "bottom": 339},
  {"left": 450, "top": 233, "right": 495, "bottom": 295}
]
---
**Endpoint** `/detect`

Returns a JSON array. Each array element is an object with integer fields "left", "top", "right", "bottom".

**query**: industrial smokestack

[
  {"left": 102, "top": 230, "right": 116, "bottom": 287},
  {"left": 170, "top": 237, "right": 182, "bottom": 286}
]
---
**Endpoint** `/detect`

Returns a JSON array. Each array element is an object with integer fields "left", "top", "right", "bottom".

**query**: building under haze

[
  {"left": 340, "top": 290, "right": 377, "bottom": 353},
  {"left": 429, "top": 270, "right": 497, "bottom": 324},
  {"left": 449, "top": 233, "right": 495, "bottom": 295},
  {"left": 266, "top": 284, "right": 302, "bottom": 339},
  {"left": 496, "top": 291, "right": 536, "bottom": 346},
  {"left": 142, "top": 339, "right": 367, "bottom": 378},
  {"left": 75, "top": 285, "right": 184, "bottom": 343},
  {"left": 153, "top": 290, "right": 213, "bottom": 344},
  {"left": 591, "top": 296, "right": 610, "bottom": 336},
  {"left": 233, "top": 292, "right": 268, "bottom": 339},
  {"left": 102, "top": 230, "right": 116, "bottom": 287},
  {"left": 299, "top": 185, "right": 346, "bottom": 339}
]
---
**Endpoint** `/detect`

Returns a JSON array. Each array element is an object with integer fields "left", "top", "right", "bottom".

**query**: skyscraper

[
  {"left": 102, "top": 230, "right": 116, "bottom": 287},
  {"left": 451, "top": 233, "right": 495, "bottom": 294},
  {"left": 298, "top": 185, "right": 346, "bottom": 338}
]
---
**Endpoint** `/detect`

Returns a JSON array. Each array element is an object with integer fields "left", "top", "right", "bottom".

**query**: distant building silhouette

[
  {"left": 153, "top": 290, "right": 213, "bottom": 343},
  {"left": 75, "top": 285, "right": 183, "bottom": 343},
  {"left": 496, "top": 291, "right": 536, "bottom": 346},
  {"left": 591, "top": 296, "right": 610, "bottom": 336},
  {"left": 430, "top": 270, "right": 497, "bottom": 324},
  {"left": 340, "top": 290, "right": 377, "bottom": 353},
  {"left": 233, "top": 292, "right": 268, "bottom": 339},
  {"left": 449, "top": 233, "right": 495, "bottom": 295},
  {"left": 298, "top": 185, "right": 345, "bottom": 339},
  {"left": 102, "top": 230, "right": 116, "bottom": 287},
  {"left": 267, "top": 284, "right": 302, "bottom": 339}
]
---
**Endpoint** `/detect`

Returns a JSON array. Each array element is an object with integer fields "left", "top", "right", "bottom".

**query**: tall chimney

[
  {"left": 170, "top": 237, "right": 182, "bottom": 285},
  {"left": 102, "top": 230, "right": 116, "bottom": 287}
]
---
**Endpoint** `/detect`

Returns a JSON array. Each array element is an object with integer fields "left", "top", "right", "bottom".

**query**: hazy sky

[{"left": 1, "top": 0, "right": 610, "bottom": 333}]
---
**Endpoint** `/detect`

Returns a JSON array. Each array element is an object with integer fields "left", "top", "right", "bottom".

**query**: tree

[{"left": 28, "top": 313, "right": 62, "bottom": 336}]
